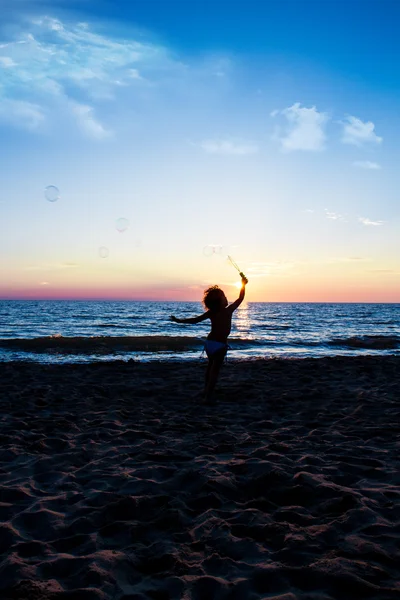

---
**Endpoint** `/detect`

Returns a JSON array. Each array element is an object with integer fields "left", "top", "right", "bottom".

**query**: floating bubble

[
  {"left": 203, "top": 245, "right": 228, "bottom": 256},
  {"left": 116, "top": 217, "right": 129, "bottom": 233},
  {"left": 99, "top": 246, "right": 109, "bottom": 258},
  {"left": 45, "top": 185, "right": 60, "bottom": 203}
]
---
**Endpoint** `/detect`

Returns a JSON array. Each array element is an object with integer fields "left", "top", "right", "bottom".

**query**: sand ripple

[{"left": 0, "top": 357, "right": 399, "bottom": 599}]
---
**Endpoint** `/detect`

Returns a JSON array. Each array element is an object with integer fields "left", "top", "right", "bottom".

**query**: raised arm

[
  {"left": 228, "top": 274, "right": 248, "bottom": 312},
  {"left": 170, "top": 311, "right": 210, "bottom": 324}
]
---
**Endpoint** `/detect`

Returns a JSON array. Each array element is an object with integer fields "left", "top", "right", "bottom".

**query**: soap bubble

[
  {"left": 45, "top": 185, "right": 60, "bottom": 203},
  {"left": 116, "top": 217, "right": 129, "bottom": 233},
  {"left": 203, "top": 245, "right": 227, "bottom": 256},
  {"left": 99, "top": 246, "right": 109, "bottom": 258}
]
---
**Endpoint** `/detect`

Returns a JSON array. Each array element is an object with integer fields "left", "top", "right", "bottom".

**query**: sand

[{"left": 0, "top": 356, "right": 399, "bottom": 599}]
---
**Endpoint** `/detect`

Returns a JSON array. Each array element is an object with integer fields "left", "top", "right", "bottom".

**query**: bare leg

[
  {"left": 204, "top": 350, "right": 226, "bottom": 403},
  {"left": 204, "top": 360, "right": 212, "bottom": 395}
]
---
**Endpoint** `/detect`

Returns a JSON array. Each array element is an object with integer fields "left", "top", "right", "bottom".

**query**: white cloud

[
  {"left": 325, "top": 209, "right": 345, "bottom": 221},
  {"left": 358, "top": 217, "right": 383, "bottom": 226},
  {"left": 367, "top": 269, "right": 395, "bottom": 274},
  {"left": 353, "top": 160, "right": 381, "bottom": 170},
  {"left": 128, "top": 68, "right": 142, "bottom": 79},
  {"left": 0, "top": 56, "right": 17, "bottom": 67},
  {"left": 341, "top": 116, "right": 382, "bottom": 146},
  {"left": 272, "top": 103, "right": 329, "bottom": 151},
  {"left": 246, "top": 261, "right": 295, "bottom": 277},
  {"left": 0, "top": 99, "right": 45, "bottom": 129},
  {"left": 24, "top": 262, "right": 79, "bottom": 271},
  {"left": 328, "top": 256, "right": 369, "bottom": 263},
  {"left": 199, "top": 139, "right": 258, "bottom": 155},
  {"left": 0, "top": 16, "right": 179, "bottom": 135},
  {"left": 71, "top": 103, "right": 111, "bottom": 139}
]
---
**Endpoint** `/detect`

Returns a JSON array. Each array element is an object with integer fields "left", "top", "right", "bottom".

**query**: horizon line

[{"left": 0, "top": 297, "right": 399, "bottom": 305}]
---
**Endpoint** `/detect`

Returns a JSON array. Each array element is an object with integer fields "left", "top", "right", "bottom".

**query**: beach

[{"left": 0, "top": 356, "right": 399, "bottom": 599}]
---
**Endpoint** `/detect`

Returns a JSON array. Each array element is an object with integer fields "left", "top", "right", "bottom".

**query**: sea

[{"left": 0, "top": 300, "right": 399, "bottom": 364}]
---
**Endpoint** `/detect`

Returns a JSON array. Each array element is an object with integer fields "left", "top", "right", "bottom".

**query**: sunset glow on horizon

[{"left": 1, "top": 0, "right": 399, "bottom": 303}]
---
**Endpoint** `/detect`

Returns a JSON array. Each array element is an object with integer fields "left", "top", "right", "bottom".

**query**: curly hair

[{"left": 203, "top": 285, "right": 226, "bottom": 311}]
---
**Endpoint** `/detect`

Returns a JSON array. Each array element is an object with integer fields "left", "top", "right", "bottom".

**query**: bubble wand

[{"left": 227, "top": 255, "right": 247, "bottom": 280}]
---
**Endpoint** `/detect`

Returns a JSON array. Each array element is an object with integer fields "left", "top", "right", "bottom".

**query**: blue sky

[{"left": 0, "top": 0, "right": 399, "bottom": 301}]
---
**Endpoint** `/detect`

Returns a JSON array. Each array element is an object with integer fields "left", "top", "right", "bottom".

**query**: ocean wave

[
  {"left": 328, "top": 335, "right": 400, "bottom": 350},
  {"left": 255, "top": 324, "right": 291, "bottom": 330},
  {"left": 0, "top": 335, "right": 261, "bottom": 354},
  {"left": 370, "top": 321, "right": 399, "bottom": 325},
  {"left": 93, "top": 324, "right": 130, "bottom": 329}
]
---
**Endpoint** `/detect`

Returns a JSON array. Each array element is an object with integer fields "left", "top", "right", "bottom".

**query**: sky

[{"left": 0, "top": 0, "right": 399, "bottom": 302}]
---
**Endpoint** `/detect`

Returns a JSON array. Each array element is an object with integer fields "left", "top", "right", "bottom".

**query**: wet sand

[{"left": 0, "top": 356, "right": 399, "bottom": 599}]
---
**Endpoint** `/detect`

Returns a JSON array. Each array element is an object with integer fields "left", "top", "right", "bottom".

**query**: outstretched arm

[
  {"left": 170, "top": 311, "right": 210, "bottom": 324},
  {"left": 228, "top": 274, "right": 248, "bottom": 312}
]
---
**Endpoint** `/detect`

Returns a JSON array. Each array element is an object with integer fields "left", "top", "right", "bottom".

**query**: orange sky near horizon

[{"left": 1, "top": 278, "right": 399, "bottom": 303}]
